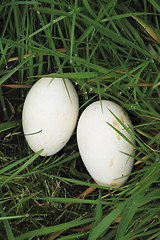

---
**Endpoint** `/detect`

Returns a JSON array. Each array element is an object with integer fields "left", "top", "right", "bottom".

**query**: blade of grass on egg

[
  {"left": 107, "top": 119, "right": 150, "bottom": 156},
  {"left": 107, "top": 107, "right": 154, "bottom": 154}
]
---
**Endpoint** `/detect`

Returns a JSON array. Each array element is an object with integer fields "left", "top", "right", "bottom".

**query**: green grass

[{"left": 0, "top": 0, "right": 160, "bottom": 239}]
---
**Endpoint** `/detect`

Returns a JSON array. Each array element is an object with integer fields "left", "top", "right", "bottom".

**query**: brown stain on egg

[
  {"left": 109, "top": 157, "right": 115, "bottom": 167},
  {"left": 123, "top": 110, "right": 127, "bottom": 117},
  {"left": 120, "top": 116, "right": 124, "bottom": 123},
  {"left": 112, "top": 120, "right": 121, "bottom": 140},
  {"left": 61, "top": 141, "right": 66, "bottom": 145},
  {"left": 110, "top": 181, "right": 118, "bottom": 187},
  {"left": 122, "top": 110, "right": 130, "bottom": 121},
  {"left": 116, "top": 134, "right": 121, "bottom": 140},
  {"left": 113, "top": 120, "right": 119, "bottom": 128},
  {"left": 113, "top": 120, "right": 120, "bottom": 130}
]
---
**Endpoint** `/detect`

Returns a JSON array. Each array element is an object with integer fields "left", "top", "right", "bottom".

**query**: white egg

[
  {"left": 77, "top": 100, "right": 135, "bottom": 187},
  {"left": 22, "top": 77, "right": 79, "bottom": 156}
]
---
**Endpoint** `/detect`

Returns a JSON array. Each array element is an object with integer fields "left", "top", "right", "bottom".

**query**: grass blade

[
  {"left": 0, "top": 205, "right": 15, "bottom": 240},
  {"left": 88, "top": 201, "right": 126, "bottom": 240},
  {"left": 0, "top": 120, "right": 21, "bottom": 132},
  {"left": 15, "top": 217, "right": 93, "bottom": 240},
  {"left": 0, "top": 150, "right": 43, "bottom": 188}
]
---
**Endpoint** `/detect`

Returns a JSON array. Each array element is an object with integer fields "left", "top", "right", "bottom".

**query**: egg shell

[
  {"left": 77, "top": 100, "right": 135, "bottom": 187},
  {"left": 22, "top": 77, "right": 79, "bottom": 156}
]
